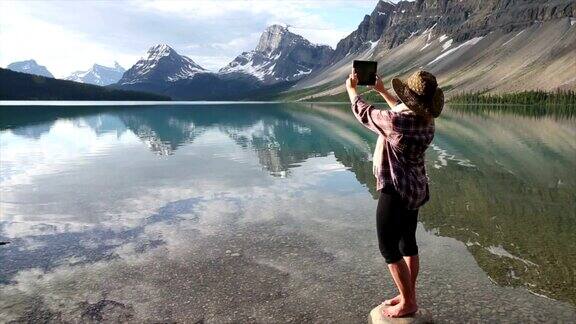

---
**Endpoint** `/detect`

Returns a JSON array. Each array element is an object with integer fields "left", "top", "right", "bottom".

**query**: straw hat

[{"left": 392, "top": 70, "right": 444, "bottom": 118}]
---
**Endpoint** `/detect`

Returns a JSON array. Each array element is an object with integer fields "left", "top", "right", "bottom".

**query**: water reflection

[
  {"left": 425, "top": 109, "right": 576, "bottom": 305},
  {"left": 0, "top": 103, "right": 575, "bottom": 322}
]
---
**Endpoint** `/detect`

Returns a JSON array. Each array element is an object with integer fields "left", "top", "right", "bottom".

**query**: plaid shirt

[{"left": 351, "top": 95, "right": 435, "bottom": 210}]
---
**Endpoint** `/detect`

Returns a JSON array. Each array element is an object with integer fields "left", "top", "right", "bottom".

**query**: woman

[{"left": 345, "top": 69, "right": 444, "bottom": 318}]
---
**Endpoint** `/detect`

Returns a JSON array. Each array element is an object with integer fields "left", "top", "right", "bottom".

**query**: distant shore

[
  {"left": 298, "top": 89, "right": 576, "bottom": 107},
  {"left": 449, "top": 90, "right": 576, "bottom": 106}
]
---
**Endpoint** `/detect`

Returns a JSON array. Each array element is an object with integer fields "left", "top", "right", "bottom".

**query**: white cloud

[
  {"left": 0, "top": 0, "right": 379, "bottom": 77},
  {"left": 0, "top": 1, "right": 140, "bottom": 77}
]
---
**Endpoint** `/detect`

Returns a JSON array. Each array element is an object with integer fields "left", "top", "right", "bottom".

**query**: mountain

[
  {"left": 114, "top": 44, "right": 263, "bottom": 100},
  {"left": 6, "top": 59, "right": 54, "bottom": 78},
  {"left": 66, "top": 62, "right": 125, "bottom": 86},
  {"left": 115, "top": 26, "right": 334, "bottom": 100},
  {"left": 219, "top": 25, "right": 334, "bottom": 84},
  {"left": 0, "top": 68, "right": 169, "bottom": 101},
  {"left": 118, "top": 44, "right": 206, "bottom": 85},
  {"left": 289, "top": 0, "right": 576, "bottom": 98}
]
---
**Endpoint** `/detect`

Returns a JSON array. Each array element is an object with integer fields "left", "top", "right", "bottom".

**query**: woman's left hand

[
  {"left": 346, "top": 68, "right": 358, "bottom": 90},
  {"left": 372, "top": 75, "right": 385, "bottom": 93}
]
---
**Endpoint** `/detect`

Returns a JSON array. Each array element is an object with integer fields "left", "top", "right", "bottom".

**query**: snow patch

[
  {"left": 571, "top": 18, "right": 576, "bottom": 26},
  {"left": 442, "top": 39, "right": 453, "bottom": 51},
  {"left": 427, "top": 36, "right": 484, "bottom": 66},
  {"left": 502, "top": 30, "right": 525, "bottom": 46},
  {"left": 293, "top": 68, "right": 311, "bottom": 77},
  {"left": 365, "top": 40, "right": 380, "bottom": 54},
  {"left": 146, "top": 44, "right": 172, "bottom": 62},
  {"left": 439, "top": 34, "right": 448, "bottom": 42},
  {"left": 408, "top": 30, "right": 420, "bottom": 38},
  {"left": 419, "top": 23, "right": 438, "bottom": 50},
  {"left": 223, "top": 60, "right": 268, "bottom": 81}
]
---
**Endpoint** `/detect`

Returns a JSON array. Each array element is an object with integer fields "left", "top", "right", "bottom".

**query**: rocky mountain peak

[
  {"left": 90, "top": 62, "right": 124, "bottom": 72},
  {"left": 146, "top": 44, "right": 176, "bottom": 59},
  {"left": 255, "top": 24, "right": 291, "bottom": 55},
  {"left": 118, "top": 44, "right": 206, "bottom": 85},
  {"left": 219, "top": 25, "right": 333, "bottom": 84},
  {"left": 377, "top": 0, "right": 396, "bottom": 11},
  {"left": 66, "top": 62, "right": 126, "bottom": 86},
  {"left": 6, "top": 59, "right": 54, "bottom": 78}
]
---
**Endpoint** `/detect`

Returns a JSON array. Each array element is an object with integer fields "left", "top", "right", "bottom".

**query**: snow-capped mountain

[
  {"left": 219, "top": 25, "right": 333, "bottom": 84},
  {"left": 6, "top": 59, "right": 54, "bottom": 78},
  {"left": 118, "top": 44, "right": 206, "bottom": 85},
  {"left": 66, "top": 62, "right": 125, "bottom": 86}
]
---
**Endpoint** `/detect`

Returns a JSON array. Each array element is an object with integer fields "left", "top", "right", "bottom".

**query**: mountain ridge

[
  {"left": 0, "top": 68, "right": 170, "bottom": 101},
  {"left": 288, "top": 0, "right": 576, "bottom": 99},
  {"left": 6, "top": 59, "right": 54, "bottom": 78},
  {"left": 66, "top": 62, "right": 125, "bottom": 86},
  {"left": 114, "top": 26, "right": 334, "bottom": 100}
]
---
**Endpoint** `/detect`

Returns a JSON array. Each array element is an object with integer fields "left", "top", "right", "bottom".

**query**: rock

[
  {"left": 80, "top": 299, "right": 134, "bottom": 322},
  {"left": 368, "top": 304, "right": 432, "bottom": 324}
]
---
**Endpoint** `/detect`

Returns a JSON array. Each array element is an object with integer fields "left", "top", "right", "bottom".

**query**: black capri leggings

[{"left": 376, "top": 184, "right": 419, "bottom": 264}]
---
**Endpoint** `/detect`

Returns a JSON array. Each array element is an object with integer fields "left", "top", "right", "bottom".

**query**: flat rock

[{"left": 368, "top": 304, "right": 432, "bottom": 324}]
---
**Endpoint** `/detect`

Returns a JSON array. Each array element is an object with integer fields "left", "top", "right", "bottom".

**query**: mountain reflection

[{"left": 0, "top": 103, "right": 575, "bottom": 305}]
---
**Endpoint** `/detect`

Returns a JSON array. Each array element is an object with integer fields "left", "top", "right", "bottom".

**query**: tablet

[{"left": 353, "top": 60, "right": 377, "bottom": 86}]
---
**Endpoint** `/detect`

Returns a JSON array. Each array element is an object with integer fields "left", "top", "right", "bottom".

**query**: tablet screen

[{"left": 353, "top": 60, "right": 377, "bottom": 86}]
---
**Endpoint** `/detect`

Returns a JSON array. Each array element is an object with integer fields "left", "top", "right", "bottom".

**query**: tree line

[{"left": 448, "top": 89, "right": 576, "bottom": 106}]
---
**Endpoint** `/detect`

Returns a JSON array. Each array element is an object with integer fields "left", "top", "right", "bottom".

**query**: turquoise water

[{"left": 0, "top": 103, "right": 575, "bottom": 322}]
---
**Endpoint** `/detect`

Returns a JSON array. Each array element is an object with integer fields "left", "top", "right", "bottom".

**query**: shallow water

[{"left": 0, "top": 102, "right": 575, "bottom": 322}]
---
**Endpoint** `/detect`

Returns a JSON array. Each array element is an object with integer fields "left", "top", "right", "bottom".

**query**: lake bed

[{"left": 0, "top": 102, "right": 575, "bottom": 322}]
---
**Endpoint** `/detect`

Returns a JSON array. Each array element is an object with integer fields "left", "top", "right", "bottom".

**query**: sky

[{"left": 0, "top": 0, "right": 383, "bottom": 78}]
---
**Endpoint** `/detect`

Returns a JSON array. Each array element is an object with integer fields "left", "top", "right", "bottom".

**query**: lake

[{"left": 0, "top": 102, "right": 575, "bottom": 322}]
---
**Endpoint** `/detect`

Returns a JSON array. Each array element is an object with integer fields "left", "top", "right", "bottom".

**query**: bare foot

[
  {"left": 381, "top": 302, "right": 418, "bottom": 318},
  {"left": 381, "top": 294, "right": 401, "bottom": 306}
]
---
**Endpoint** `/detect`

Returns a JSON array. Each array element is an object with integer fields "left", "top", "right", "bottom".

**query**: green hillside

[{"left": 0, "top": 68, "right": 170, "bottom": 101}]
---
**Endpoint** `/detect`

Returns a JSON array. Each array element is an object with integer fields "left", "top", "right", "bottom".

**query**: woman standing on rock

[{"left": 346, "top": 69, "right": 443, "bottom": 318}]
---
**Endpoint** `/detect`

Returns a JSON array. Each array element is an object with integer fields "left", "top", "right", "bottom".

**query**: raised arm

[
  {"left": 345, "top": 69, "right": 359, "bottom": 103},
  {"left": 346, "top": 69, "right": 394, "bottom": 137},
  {"left": 372, "top": 75, "right": 401, "bottom": 109}
]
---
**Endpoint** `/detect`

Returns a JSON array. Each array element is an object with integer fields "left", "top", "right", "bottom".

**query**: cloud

[{"left": 0, "top": 0, "right": 379, "bottom": 77}]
